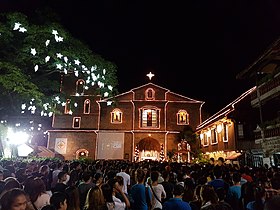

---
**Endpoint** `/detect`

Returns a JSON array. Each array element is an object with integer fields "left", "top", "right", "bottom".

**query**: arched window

[
  {"left": 145, "top": 88, "right": 155, "bottom": 100},
  {"left": 177, "top": 110, "right": 189, "bottom": 125},
  {"left": 140, "top": 106, "right": 160, "bottom": 128},
  {"left": 84, "top": 99, "right": 90, "bottom": 114},
  {"left": 76, "top": 149, "right": 89, "bottom": 159},
  {"left": 73, "top": 117, "right": 81, "bottom": 128},
  {"left": 65, "top": 99, "right": 71, "bottom": 114},
  {"left": 76, "top": 79, "right": 85, "bottom": 95},
  {"left": 111, "top": 108, "right": 122, "bottom": 123}
]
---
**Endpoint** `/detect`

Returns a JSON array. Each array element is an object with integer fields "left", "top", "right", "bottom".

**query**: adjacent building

[
  {"left": 237, "top": 37, "right": 280, "bottom": 165},
  {"left": 196, "top": 86, "right": 262, "bottom": 165}
]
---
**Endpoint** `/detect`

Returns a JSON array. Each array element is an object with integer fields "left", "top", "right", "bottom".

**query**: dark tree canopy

[{"left": 0, "top": 11, "right": 118, "bottom": 137}]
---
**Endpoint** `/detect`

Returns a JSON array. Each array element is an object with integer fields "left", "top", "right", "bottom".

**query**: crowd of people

[{"left": 0, "top": 156, "right": 279, "bottom": 210}]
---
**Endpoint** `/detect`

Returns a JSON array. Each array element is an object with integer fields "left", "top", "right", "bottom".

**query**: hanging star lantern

[
  {"left": 147, "top": 72, "right": 155, "bottom": 80},
  {"left": 30, "top": 48, "right": 36, "bottom": 56}
]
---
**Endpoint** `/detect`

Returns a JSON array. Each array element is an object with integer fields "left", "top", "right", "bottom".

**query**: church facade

[{"left": 47, "top": 74, "right": 204, "bottom": 161}]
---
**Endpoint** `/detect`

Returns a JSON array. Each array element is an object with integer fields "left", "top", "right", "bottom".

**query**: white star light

[
  {"left": 55, "top": 35, "right": 63, "bottom": 42},
  {"left": 56, "top": 64, "right": 63, "bottom": 70},
  {"left": 108, "top": 85, "right": 113, "bottom": 91},
  {"left": 147, "top": 72, "right": 155, "bottom": 80},
  {"left": 45, "top": 56, "right": 50, "bottom": 62},
  {"left": 34, "top": 65, "right": 39, "bottom": 72},
  {"left": 74, "top": 59, "right": 80, "bottom": 65},
  {"left": 104, "top": 92, "right": 109, "bottom": 97},
  {"left": 45, "top": 40, "right": 50, "bottom": 46},
  {"left": 52, "top": 30, "right": 58, "bottom": 35},
  {"left": 57, "top": 36, "right": 63, "bottom": 42},
  {"left": 64, "top": 56, "right": 68, "bottom": 63},
  {"left": 19, "top": 27, "right": 27, "bottom": 33},
  {"left": 30, "top": 48, "right": 36, "bottom": 56},
  {"left": 91, "top": 65, "right": 97, "bottom": 71},
  {"left": 56, "top": 53, "right": 63, "bottom": 59},
  {"left": 13, "top": 22, "right": 21, "bottom": 30}
]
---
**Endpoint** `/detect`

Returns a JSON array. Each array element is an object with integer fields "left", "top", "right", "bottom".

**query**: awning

[
  {"left": 138, "top": 137, "right": 160, "bottom": 151},
  {"left": 226, "top": 153, "right": 242, "bottom": 160}
]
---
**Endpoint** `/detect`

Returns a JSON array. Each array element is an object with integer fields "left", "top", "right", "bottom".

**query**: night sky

[{"left": 2, "top": 0, "right": 280, "bottom": 114}]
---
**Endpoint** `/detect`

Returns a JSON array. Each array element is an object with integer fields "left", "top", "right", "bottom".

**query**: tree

[
  {"left": 0, "top": 12, "right": 118, "bottom": 141},
  {"left": 178, "top": 125, "right": 199, "bottom": 158}
]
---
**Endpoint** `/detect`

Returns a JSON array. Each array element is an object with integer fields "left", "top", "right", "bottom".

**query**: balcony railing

[
  {"left": 254, "top": 124, "right": 280, "bottom": 141},
  {"left": 251, "top": 72, "right": 280, "bottom": 104}
]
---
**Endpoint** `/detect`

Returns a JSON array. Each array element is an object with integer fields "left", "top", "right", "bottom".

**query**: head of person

[
  {"left": 81, "top": 170, "right": 92, "bottom": 183},
  {"left": 94, "top": 172, "right": 103, "bottom": 184},
  {"left": 0, "top": 188, "right": 27, "bottom": 210},
  {"left": 84, "top": 185, "right": 105, "bottom": 210},
  {"left": 3, "top": 177, "right": 21, "bottom": 192},
  {"left": 136, "top": 169, "right": 146, "bottom": 183},
  {"left": 50, "top": 192, "right": 67, "bottom": 210},
  {"left": 213, "top": 165, "right": 223, "bottom": 179},
  {"left": 101, "top": 182, "right": 114, "bottom": 203},
  {"left": 121, "top": 164, "right": 127, "bottom": 172},
  {"left": 115, "top": 175, "right": 124, "bottom": 187},
  {"left": 40, "top": 204, "right": 56, "bottom": 210},
  {"left": 217, "top": 157, "right": 224, "bottom": 166},
  {"left": 39, "top": 165, "right": 50, "bottom": 176},
  {"left": 150, "top": 171, "right": 159, "bottom": 183},
  {"left": 173, "top": 184, "right": 185, "bottom": 197},
  {"left": 57, "top": 171, "right": 68, "bottom": 182},
  {"left": 24, "top": 177, "right": 46, "bottom": 203},
  {"left": 162, "top": 170, "right": 169, "bottom": 181},
  {"left": 200, "top": 185, "right": 218, "bottom": 205},
  {"left": 209, "top": 157, "right": 215, "bottom": 165},
  {"left": 232, "top": 172, "right": 241, "bottom": 184}
]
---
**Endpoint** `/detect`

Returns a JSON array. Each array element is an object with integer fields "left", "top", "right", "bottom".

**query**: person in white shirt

[
  {"left": 149, "top": 171, "right": 166, "bottom": 210},
  {"left": 102, "top": 178, "right": 130, "bottom": 210},
  {"left": 116, "top": 164, "right": 130, "bottom": 195}
]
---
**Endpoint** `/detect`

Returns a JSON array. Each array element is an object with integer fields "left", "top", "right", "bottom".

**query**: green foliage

[
  {"left": 0, "top": 11, "right": 118, "bottom": 129},
  {"left": 178, "top": 125, "right": 197, "bottom": 144}
]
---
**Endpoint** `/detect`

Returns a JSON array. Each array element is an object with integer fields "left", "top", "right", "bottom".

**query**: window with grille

[
  {"left": 111, "top": 108, "right": 122, "bottom": 123},
  {"left": 238, "top": 124, "right": 244, "bottom": 138},
  {"left": 76, "top": 79, "right": 85, "bottom": 95},
  {"left": 223, "top": 123, "right": 229, "bottom": 142},
  {"left": 211, "top": 128, "right": 218, "bottom": 144},
  {"left": 140, "top": 107, "right": 159, "bottom": 128},
  {"left": 84, "top": 99, "right": 90, "bottom": 114},
  {"left": 177, "top": 110, "right": 189, "bottom": 125},
  {"left": 145, "top": 88, "right": 155, "bottom": 100},
  {"left": 65, "top": 99, "right": 71, "bottom": 114},
  {"left": 73, "top": 117, "right": 81, "bottom": 128}
]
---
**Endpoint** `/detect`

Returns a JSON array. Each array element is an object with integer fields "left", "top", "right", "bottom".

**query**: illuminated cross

[{"left": 146, "top": 72, "right": 155, "bottom": 80}]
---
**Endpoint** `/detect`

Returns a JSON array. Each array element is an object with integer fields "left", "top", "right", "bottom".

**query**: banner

[
  {"left": 55, "top": 138, "right": 67, "bottom": 154},
  {"left": 97, "top": 132, "right": 124, "bottom": 159}
]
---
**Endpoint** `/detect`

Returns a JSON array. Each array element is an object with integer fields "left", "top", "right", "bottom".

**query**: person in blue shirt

[
  {"left": 163, "top": 184, "right": 192, "bottom": 210},
  {"left": 130, "top": 168, "right": 152, "bottom": 210}
]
